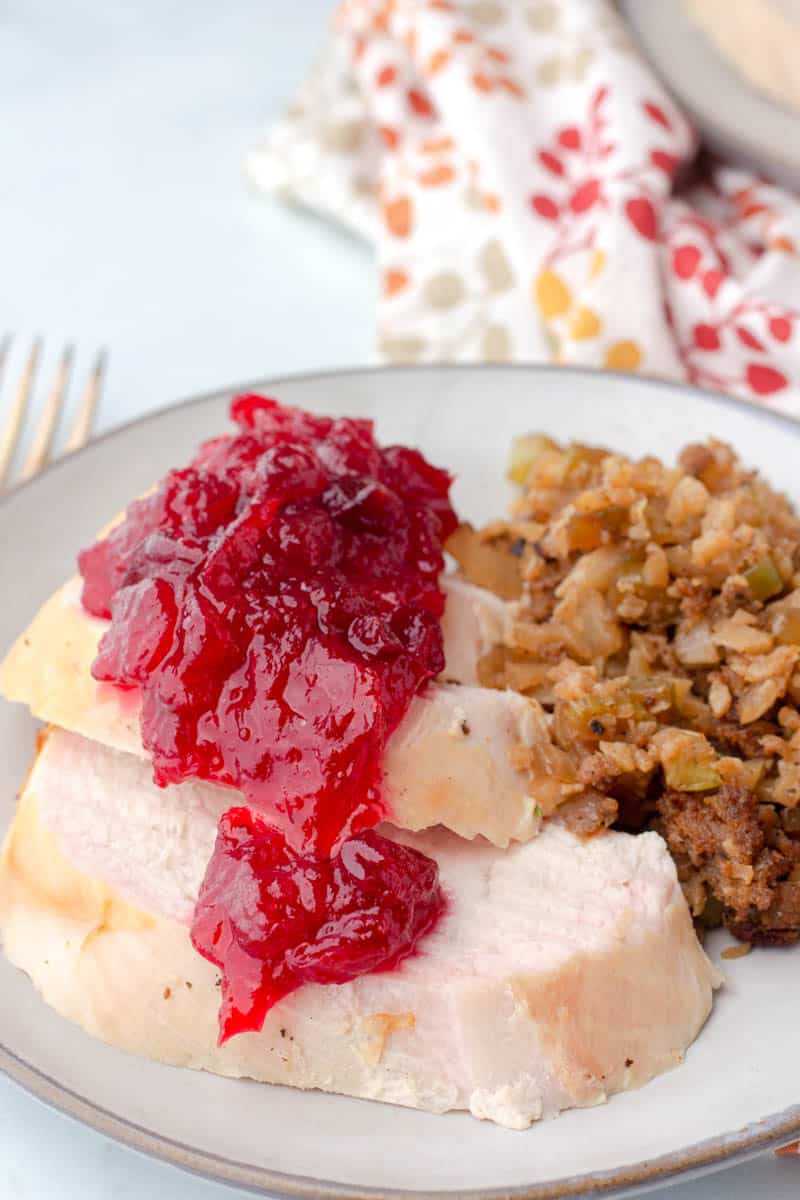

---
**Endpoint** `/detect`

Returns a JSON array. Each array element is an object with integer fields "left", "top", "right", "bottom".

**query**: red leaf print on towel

[
  {"left": 677, "top": 279, "right": 795, "bottom": 401},
  {"left": 702, "top": 269, "right": 725, "bottom": 299},
  {"left": 625, "top": 197, "right": 657, "bottom": 241},
  {"left": 650, "top": 149, "right": 679, "bottom": 177},
  {"left": 769, "top": 316, "right": 792, "bottom": 343},
  {"left": 538, "top": 150, "right": 564, "bottom": 176},
  {"left": 558, "top": 127, "right": 581, "bottom": 151},
  {"left": 531, "top": 195, "right": 560, "bottom": 220},
  {"left": 693, "top": 324, "right": 720, "bottom": 351},
  {"left": 643, "top": 100, "right": 672, "bottom": 130},
  {"left": 531, "top": 81, "right": 678, "bottom": 348},
  {"left": 570, "top": 180, "right": 600, "bottom": 213},
  {"left": 673, "top": 245, "right": 702, "bottom": 279},
  {"left": 735, "top": 327, "right": 765, "bottom": 352},
  {"left": 747, "top": 364, "right": 788, "bottom": 396},
  {"left": 531, "top": 88, "right": 615, "bottom": 251}
]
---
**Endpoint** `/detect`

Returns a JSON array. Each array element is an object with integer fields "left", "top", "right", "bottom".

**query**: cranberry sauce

[
  {"left": 192, "top": 809, "right": 444, "bottom": 1039},
  {"left": 78, "top": 395, "right": 456, "bottom": 1038}
]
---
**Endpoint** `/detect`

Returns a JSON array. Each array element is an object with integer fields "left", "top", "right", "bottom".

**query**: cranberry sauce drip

[
  {"left": 78, "top": 395, "right": 456, "bottom": 1038},
  {"left": 192, "top": 808, "right": 444, "bottom": 1040}
]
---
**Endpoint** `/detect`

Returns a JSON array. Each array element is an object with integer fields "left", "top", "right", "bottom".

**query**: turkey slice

[
  {"left": 0, "top": 575, "right": 576, "bottom": 845},
  {"left": 0, "top": 727, "right": 720, "bottom": 1129}
]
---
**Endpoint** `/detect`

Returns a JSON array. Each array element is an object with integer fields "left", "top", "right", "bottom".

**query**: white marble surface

[
  {"left": 0, "top": 2, "right": 797, "bottom": 1197},
  {"left": 1, "top": 0, "right": 371, "bottom": 442}
]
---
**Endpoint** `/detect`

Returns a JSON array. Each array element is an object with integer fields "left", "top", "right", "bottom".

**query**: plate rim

[
  {"left": 3, "top": 1039, "right": 799, "bottom": 1200},
  {"left": 2, "top": 362, "right": 800, "bottom": 1199},
  {"left": 621, "top": 0, "right": 800, "bottom": 187}
]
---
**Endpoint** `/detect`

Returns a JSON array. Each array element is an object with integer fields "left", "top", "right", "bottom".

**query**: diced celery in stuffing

[
  {"left": 662, "top": 733, "right": 721, "bottom": 793},
  {"left": 668, "top": 761, "right": 722, "bottom": 792},
  {"left": 507, "top": 434, "right": 558, "bottom": 485},
  {"left": 745, "top": 556, "right": 783, "bottom": 602}
]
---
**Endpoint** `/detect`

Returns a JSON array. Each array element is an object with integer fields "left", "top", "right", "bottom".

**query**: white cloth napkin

[{"left": 247, "top": 0, "right": 800, "bottom": 414}]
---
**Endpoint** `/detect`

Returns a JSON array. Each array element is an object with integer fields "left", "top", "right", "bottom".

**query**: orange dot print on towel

[
  {"left": 380, "top": 238, "right": 516, "bottom": 365},
  {"left": 381, "top": 143, "right": 502, "bottom": 241}
]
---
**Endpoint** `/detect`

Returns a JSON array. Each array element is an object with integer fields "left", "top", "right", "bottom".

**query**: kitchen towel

[{"left": 247, "top": 0, "right": 800, "bottom": 413}]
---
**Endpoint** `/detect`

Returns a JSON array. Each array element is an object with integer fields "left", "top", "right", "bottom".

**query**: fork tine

[
  {"left": 64, "top": 347, "right": 106, "bottom": 454},
  {"left": 0, "top": 334, "right": 11, "bottom": 403},
  {"left": 0, "top": 337, "right": 40, "bottom": 489},
  {"left": 19, "top": 343, "right": 73, "bottom": 482}
]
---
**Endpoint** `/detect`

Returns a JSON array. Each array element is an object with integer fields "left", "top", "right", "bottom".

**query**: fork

[{"left": 0, "top": 336, "right": 107, "bottom": 492}]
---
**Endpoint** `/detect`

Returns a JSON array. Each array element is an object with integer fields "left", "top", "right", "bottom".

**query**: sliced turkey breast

[
  {"left": 0, "top": 727, "right": 720, "bottom": 1129},
  {"left": 0, "top": 576, "right": 576, "bottom": 845},
  {"left": 439, "top": 574, "right": 509, "bottom": 685}
]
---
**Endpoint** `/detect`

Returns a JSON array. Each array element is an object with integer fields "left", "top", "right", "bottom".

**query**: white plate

[
  {"left": 1, "top": 366, "right": 799, "bottom": 1199},
  {"left": 623, "top": 2, "right": 800, "bottom": 190}
]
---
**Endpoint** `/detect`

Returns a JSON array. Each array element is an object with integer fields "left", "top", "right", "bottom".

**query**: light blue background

[{"left": 0, "top": 3, "right": 797, "bottom": 1196}]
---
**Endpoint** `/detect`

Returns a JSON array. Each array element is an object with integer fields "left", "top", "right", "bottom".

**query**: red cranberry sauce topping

[
  {"left": 192, "top": 809, "right": 444, "bottom": 1040},
  {"left": 78, "top": 395, "right": 456, "bottom": 1038}
]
